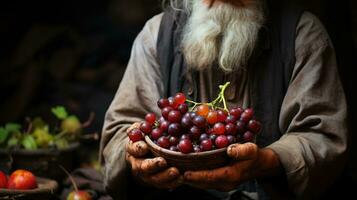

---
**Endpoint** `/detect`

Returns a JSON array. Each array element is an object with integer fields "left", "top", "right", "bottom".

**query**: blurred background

[{"left": 0, "top": 0, "right": 356, "bottom": 198}]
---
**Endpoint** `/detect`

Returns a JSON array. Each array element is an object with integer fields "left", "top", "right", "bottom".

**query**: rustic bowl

[
  {"left": 0, "top": 142, "right": 80, "bottom": 182},
  {"left": 0, "top": 177, "right": 58, "bottom": 200},
  {"left": 145, "top": 136, "right": 229, "bottom": 172}
]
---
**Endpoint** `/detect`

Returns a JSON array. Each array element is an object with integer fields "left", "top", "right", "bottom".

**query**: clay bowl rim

[{"left": 144, "top": 135, "right": 227, "bottom": 158}]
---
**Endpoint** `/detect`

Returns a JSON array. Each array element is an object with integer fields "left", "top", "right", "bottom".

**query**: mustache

[{"left": 206, "top": 0, "right": 245, "bottom": 8}]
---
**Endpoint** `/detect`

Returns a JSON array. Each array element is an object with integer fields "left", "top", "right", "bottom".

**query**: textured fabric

[{"left": 99, "top": 10, "right": 348, "bottom": 200}]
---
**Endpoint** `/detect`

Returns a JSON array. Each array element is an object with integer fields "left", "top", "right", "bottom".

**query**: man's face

[{"left": 181, "top": 0, "right": 265, "bottom": 72}]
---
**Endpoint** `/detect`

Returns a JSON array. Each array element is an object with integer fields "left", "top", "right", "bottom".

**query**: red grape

[
  {"left": 217, "top": 110, "right": 228, "bottom": 122},
  {"left": 189, "top": 126, "right": 201, "bottom": 137},
  {"left": 240, "top": 108, "right": 254, "bottom": 123},
  {"left": 213, "top": 122, "right": 225, "bottom": 135},
  {"left": 181, "top": 115, "right": 192, "bottom": 129},
  {"left": 168, "top": 110, "right": 182, "bottom": 123},
  {"left": 215, "top": 135, "right": 229, "bottom": 148},
  {"left": 168, "top": 97, "right": 179, "bottom": 109},
  {"left": 200, "top": 139, "right": 213, "bottom": 151},
  {"left": 168, "top": 123, "right": 181, "bottom": 136},
  {"left": 225, "top": 123, "right": 238, "bottom": 135},
  {"left": 140, "top": 122, "right": 152, "bottom": 135},
  {"left": 189, "top": 112, "right": 197, "bottom": 119},
  {"left": 178, "top": 103, "right": 188, "bottom": 114},
  {"left": 189, "top": 130, "right": 201, "bottom": 141},
  {"left": 180, "top": 134, "right": 191, "bottom": 140},
  {"left": 227, "top": 135, "right": 236, "bottom": 144},
  {"left": 199, "top": 133, "right": 209, "bottom": 142},
  {"left": 158, "top": 98, "right": 170, "bottom": 109},
  {"left": 145, "top": 113, "right": 156, "bottom": 125},
  {"left": 178, "top": 139, "right": 193, "bottom": 154},
  {"left": 162, "top": 107, "right": 173, "bottom": 119},
  {"left": 174, "top": 93, "right": 186, "bottom": 104},
  {"left": 229, "top": 107, "right": 244, "bottom": 119},
  {"left": 248, "top": 120, "right": 262, "bottom": 133},
  {"left": 243, "top": 131, "right": 255, "bottom": 142},
  {"left": 151, "top": 128, "right": 163, "bottom": 140},
  {"left": 225, "top": 115, "right": 237, "bottom": 124},
  {"left": 159, "top": 120, "right": 170, "bottom": 132},
  {"left": 128, "top": 129, "right": 144, "bottom": 142},
  {"left": 193, "top": 116, "right": 207, "bottom": 128},
  {"left": 169, "top": 136, "right": 179, "bottom": 146},
  {"left": 236, "top": 121, "right": 246, "bottom": 134},
  {"left": 157, "top": 136, "right": 170, "bottom": 149},
  {"left": 207, "top": 110, "right": 218, "bottom": 125}
]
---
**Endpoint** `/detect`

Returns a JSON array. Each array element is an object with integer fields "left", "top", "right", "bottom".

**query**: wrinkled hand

[
  {"left": 125, "top": 123, "right": 183, "bottom": 189},
  {"left": 183, "top": 143, "right": 281, "bottom": 191}
]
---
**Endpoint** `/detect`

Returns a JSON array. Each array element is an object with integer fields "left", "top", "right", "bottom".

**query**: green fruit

[
  {"left": 61, "top": 116, "right": 82, "bottom": 135},
  {"left": 33, "top": 128, "right": 53, "bottom": 148},
  {"left": 55, "top": 138, "right": 69, "bottom": 149}
]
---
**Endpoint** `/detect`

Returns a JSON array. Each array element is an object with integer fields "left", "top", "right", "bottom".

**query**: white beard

[{"left": 181, "top": 0, "right": 265, "bottom": 72}]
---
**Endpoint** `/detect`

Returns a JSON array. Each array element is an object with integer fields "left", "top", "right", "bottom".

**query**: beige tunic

[{"left": 99, "top": 12, "right": 348, "bottom": 199}]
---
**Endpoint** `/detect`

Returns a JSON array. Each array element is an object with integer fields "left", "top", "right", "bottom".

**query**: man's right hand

[{"left": 125, "top": 123, "right": 183, "bottom": 189}]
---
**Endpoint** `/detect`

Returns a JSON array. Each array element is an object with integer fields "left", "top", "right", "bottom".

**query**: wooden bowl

[
  {"left": 145, "top": 136, "right": 229, "bottom": 172},
  {"left": 0, "top": 177, "right": 58, "bottom": 200}
]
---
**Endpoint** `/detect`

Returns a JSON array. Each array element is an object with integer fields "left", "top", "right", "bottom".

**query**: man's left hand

[{"left": 183, "top": 143, "right": 281, "bottom": 191}]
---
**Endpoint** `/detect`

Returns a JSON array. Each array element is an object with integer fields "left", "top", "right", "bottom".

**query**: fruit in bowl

[
  {"left": 128, "top": 82, "right": 262, "bottom": 171},
  {"left": 0, "top": 171, "right": 7, "bottom": 189},
  {"left": 7, "top": 169, "right": 37, "bottom": 190},
  {"left": 0, "top": 169, "right": 58, "bottom": 199}
]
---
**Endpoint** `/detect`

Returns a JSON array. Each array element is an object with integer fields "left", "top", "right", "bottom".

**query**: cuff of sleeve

[
  {"left": 267, "top": 135, "right": 309, "bottom": 196},
  {"left": 102, "top": 135, "right": 129, "bottom": 199}
]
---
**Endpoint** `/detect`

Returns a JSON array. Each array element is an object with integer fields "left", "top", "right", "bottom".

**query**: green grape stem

[{"left": 185, "top": 82, "right": 231, "bottom": 112}]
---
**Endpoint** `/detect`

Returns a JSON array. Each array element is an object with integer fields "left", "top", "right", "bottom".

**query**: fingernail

[{"left": 157, "top": 158, "right": 166, "bottom": 167}]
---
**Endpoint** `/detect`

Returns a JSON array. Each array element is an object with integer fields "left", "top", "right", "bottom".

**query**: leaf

[
  {"left": 5, "top": 123, "right": 22, "bottom": 133},
  {"left": 0, "top": 127, "right": 9, "bottom": 143},
  {"left": 7, "top": 137, "right": 18, "bottom": 147},
  {"left": 51, "top": 106, "right": 68, "bottom": 120},
  {"left": 21, "top": 135, "right": 38, "bottom": 150}
]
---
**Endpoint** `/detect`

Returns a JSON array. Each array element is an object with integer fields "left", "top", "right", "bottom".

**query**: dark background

[{"left": 0, "top": 0, "right": 356, "bottom": 191}]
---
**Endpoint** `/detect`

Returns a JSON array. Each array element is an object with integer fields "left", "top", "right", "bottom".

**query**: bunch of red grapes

[{"left": 128, "top": 93, "right": 262, "bottom": 154}]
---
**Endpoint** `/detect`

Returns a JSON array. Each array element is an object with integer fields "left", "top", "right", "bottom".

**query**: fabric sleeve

[
  {"left": 267, "top": 12, "right": 348, "bottom": 199},
  {"left": 99, "top": 13, "right": 163, "bottom": 198}
]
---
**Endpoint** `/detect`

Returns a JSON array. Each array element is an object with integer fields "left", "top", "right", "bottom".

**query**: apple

[
  {"left": 0, "top": 170, "right": 7, "bottom": 189},
  {"left": 59, "top": 166, "right": 92, "bottom": 200},
  {"left": 7, "top": 169, "right": 37, "bottom": 190},
  {"left": 67, "top": 190, "right": 92, "bottom": 200}
]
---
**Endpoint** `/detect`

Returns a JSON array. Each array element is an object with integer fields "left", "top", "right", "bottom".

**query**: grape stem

[{"left": 185, "top": 82, "right": 231, "bottom": 112}]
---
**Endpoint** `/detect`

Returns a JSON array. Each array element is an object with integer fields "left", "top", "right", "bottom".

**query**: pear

[{"left": 61, "top": 116, "right": 82, "bottom": 135}]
